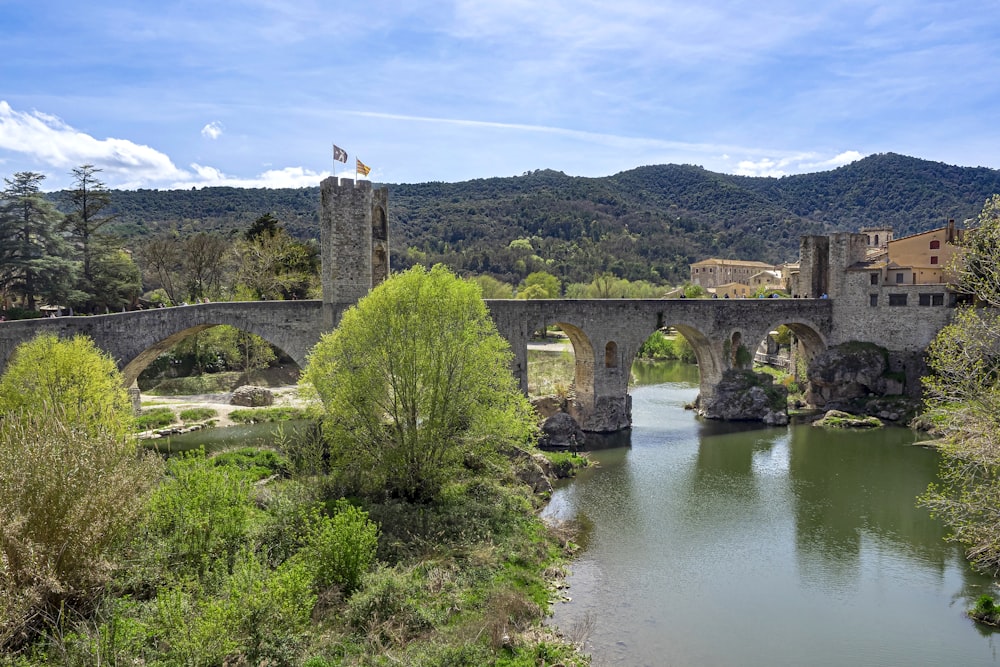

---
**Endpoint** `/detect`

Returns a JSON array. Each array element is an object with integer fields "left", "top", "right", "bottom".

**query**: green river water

[{"left": 544, "top": 361, "right": 1000, "bottom": 667}]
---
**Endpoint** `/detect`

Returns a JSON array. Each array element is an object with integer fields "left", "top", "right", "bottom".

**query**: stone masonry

[{"left": 0, "top": 189, "right": 959, "bottom": 433}]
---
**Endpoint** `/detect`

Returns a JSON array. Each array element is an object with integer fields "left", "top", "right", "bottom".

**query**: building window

[
  {"left": 930, "top": 256, "right": 939, "bottom": 265},
  {"left": 889, "top": 294, "right": 907, "bottom": 306},
  {"left": 895, "top": 273, "right": 904, "bottom": 284},
  {"left": 870, "top": 272, "right": 879, "bottom": 286},
  {"left": 919, "top": 293, "right": 931, "bottom": 306},
  {"left": 870, "top": 294, "right": 878, "bottom": 307},
  {"left": 930, "top": 240, "right": 941, "bottom": 250},
  {"left": 932, "top": 293, "right": 944, "bottom": 306},
  {"left": 875, "top": 234, "right": 880, "bottom": 246}
]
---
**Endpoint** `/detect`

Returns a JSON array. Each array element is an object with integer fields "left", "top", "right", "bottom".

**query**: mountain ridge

[{"left": 75, "top": 152, "right": 1000, "bottom": 285}]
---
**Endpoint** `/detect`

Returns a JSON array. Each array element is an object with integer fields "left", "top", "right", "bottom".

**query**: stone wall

[{"left": 319, "top": 177, "right": 389, "bottom": 321}]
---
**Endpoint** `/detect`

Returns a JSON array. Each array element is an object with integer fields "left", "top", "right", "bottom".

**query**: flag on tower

[
  {"left": 356, "top": 158, "right": 371, "bottom": 176},
  {"left": 333, "top": 144, "right": 348, "bottom": 163}
]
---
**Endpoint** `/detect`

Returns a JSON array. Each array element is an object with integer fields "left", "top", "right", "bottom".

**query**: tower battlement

[{"left": 319, "top": 176, "right": 390, "bottom": 321}]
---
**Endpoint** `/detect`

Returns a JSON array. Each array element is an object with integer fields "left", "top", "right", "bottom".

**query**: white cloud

[
  {"left": 201, "top": 121, "right": 223, "bottom": 140},
  {"left": 804, "top": 150, "right": 864, "bottom": 170},
  {"left": 733, "top": 151, "right": 868, "bottom": 177},
  {"left": 172, "top": 164, "right": 332, "bottom": 189},
  {"left": 0, "top": 101, "right": 331, "bottom": 189},
  {"left": 0, "top": 100, "right": 190, "bottom": 186}
]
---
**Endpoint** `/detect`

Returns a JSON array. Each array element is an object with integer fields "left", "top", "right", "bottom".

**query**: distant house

[
  {"left": 749, "top": 270, "right": 783, "bottom": 290},
  {"left": 689, "top": 258, "right": 777, "bottom": 289},
  {"left": 713, "top": 282, "right": 753, "bottom": 298},
  {"left": 854, "top": 220, "right": 965, "bottom": 287}
]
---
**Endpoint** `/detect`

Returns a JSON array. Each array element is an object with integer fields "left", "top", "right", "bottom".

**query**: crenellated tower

[{"left": 319, "top": 177, "right": 390, "bottom": 324}]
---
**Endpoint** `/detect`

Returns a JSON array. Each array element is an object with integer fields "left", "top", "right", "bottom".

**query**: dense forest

[{"left": 53, "top": 152, "right": 1000, "bottom": 286}]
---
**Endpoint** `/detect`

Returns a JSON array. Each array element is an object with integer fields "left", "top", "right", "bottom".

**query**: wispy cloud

[
  {"left": 2, "top": 1, "right": 999, "bottom": 188},
  {"left": 174, "top": 164, "right": 333, "bottom": 189}
]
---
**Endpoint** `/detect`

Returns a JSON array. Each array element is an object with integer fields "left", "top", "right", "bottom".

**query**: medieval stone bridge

[
  {"left": 0, "top": 296, "right": 833, "bottom": 432},
  {"left": 0, "top": 177, "right": 954, "bottom": 432}
]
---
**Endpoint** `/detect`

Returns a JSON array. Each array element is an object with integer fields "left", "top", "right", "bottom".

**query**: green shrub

[
  {"left": 229, "top": 406, "right": 306, "bottom": 424},
  {"left": 212, "top": 447, "right": 290, "bottom": 480},
  {"left": 139, "top": 451, "right": 259, "bottom": 578},
  {"left": 971, "top": 595, "right": 1000, "bottom": 626},
  {"left": 638, "top": 331, "right": 695, "bottom": 363},
  {"left": 346, "top": 566, "right": 433, "bottom": 642},
  {"left": 135, "top": 406, "right": 176, "bottom": 430},
  {"left": 179, "top": 407, "right": 217, "bottom": 422},
  {"left": 300, "top": 500, "right": 379, "bottom": 594},
  {"left": 541, "top": 451, "right": 589, "bottom": 478},
  {"left": 0, "top": 333, "right": 135, "bottom": 438}
]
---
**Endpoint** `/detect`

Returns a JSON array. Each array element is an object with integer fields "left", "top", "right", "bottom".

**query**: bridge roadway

[{"left": 0, "top": 297, "right": 834, "bottom": 432}]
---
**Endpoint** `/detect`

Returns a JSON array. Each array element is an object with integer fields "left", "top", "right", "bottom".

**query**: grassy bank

[{"left": 2, "top": 443, "right": 589, "bottom": 666}]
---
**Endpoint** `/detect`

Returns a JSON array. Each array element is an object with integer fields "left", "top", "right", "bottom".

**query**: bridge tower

[{"left": 319, "top": 177, "right": 390, "bottom": 325}]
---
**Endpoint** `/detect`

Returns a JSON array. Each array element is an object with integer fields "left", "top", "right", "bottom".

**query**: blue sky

[{"left": 1, "top": 0, "right": 998, "bottom": 190}]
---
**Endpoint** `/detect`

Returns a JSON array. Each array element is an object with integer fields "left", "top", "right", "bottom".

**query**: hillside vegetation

[{"left": 73, "top": 152, "right": 1000, "bottom": 286}]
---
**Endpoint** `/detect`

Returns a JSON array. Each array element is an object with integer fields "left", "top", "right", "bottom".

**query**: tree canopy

[
  {"left": 301, "top": 264, "right": 538, "bottom": 502},
  {"left": 0, "top": 333, "right": 135, "bottom": 437},
  {"left": 920, "top": 195, "right": 1000, "bottom": 573}
]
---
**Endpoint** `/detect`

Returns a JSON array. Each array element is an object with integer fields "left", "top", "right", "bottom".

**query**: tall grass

[{"left": 0, "top": 408, "right": 161, "bottom": 650}]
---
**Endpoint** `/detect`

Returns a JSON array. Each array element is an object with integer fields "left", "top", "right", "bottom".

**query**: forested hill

[{"left": 92, "top": 152, "right": 1000, "bottom": 285}]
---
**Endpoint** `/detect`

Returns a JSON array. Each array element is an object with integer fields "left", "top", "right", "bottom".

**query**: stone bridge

[
  {"left": 0, "top": 177, "right": 953, "bottom": 432},
  {"left": 0, "top": 296, "right": 833, "bottom": 432}
]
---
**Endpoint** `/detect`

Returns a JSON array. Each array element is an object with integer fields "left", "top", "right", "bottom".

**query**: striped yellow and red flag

[{"left": 356, "top": 158, "right": 371, "bottom": 176}]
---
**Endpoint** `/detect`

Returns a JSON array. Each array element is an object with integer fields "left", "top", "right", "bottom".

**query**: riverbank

[{"left": 140, "top": 384, "right": 304, "bottom": 428}]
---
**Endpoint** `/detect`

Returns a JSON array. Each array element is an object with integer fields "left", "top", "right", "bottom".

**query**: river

[{"left": 544, "top": 361, "right": 1000, "bottom": 667}]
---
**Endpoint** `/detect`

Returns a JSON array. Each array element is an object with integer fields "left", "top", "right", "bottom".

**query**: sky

[{"left": 1, "top": 0, "right": 999, "bottom": 191}]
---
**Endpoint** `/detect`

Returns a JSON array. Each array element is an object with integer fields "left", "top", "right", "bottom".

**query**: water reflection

[{"left": 548, "top": 362, "right": 1000, "bottom": 667}]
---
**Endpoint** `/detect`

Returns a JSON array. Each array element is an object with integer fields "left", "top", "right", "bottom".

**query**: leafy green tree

[
  {"left": 682, "top": 283, "right": 707, "bottom": 299},
  {"left": 472, "top": 274, "right": 514, "bottom": 298},
  {"left": 234, "top": 226, "right": 318, "bottom": 300},
  {"left": 79, "top": 240, "right": 143, "bottom": 312},
  {"left": 954, "top": 194, "right": 1000, "bottom": 307},
  {"left": 518, "top": 271, "right": 561, "bottom": 299},
  {"left": 0, "top": 333, "right": 136, "bottom": 438},
  {"left": 301, "top": 265, "right": 538, "bottom": 502},
  {"left": 244, "top": 212, "right": 281, "bottom": 242},
  {"left": 0, "top": 172, "right": 79, "bottom": 310},
  {"left": 919, "top": 195, "right": 1000, "bottom": 573}
]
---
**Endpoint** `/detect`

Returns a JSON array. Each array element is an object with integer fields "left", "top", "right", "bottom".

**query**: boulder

[
  {"left": 806, "top": 343, "right": 889, "bottom": 407},
  {"left": 515, "top": 453, "right": 554, "bottom": 495},
  {"left": 230, "top": 385, "right": 275, "bottom": 407},
  {"left": 812, "top": 409, "right": 883, "bottom": 429},
  {"left": 539, "top": 412, "right": 586, "bottom": 450},
  {"left": 700, "top": 369, "right": 789, "bottom": 425},
  {"left": 532, "top": 395, "right": 565, "bottom": 419}
]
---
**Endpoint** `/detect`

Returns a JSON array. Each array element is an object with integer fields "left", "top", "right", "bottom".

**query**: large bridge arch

[{"left": 0, "top": 301, "right": 329, "bottom": 388}]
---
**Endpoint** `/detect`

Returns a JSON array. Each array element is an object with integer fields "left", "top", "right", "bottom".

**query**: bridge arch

[
  {"left": 744, "top": 317, "right": 829, "bottom": 379},
  {"left": 551, "top": 321, "right": 597, "bottom": 425},
  {"left": 0, "top": 301, "right": 328, "bottom": 389},
  {"left": 121, "top": 322, "right": 300, "bottom": 388}
]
